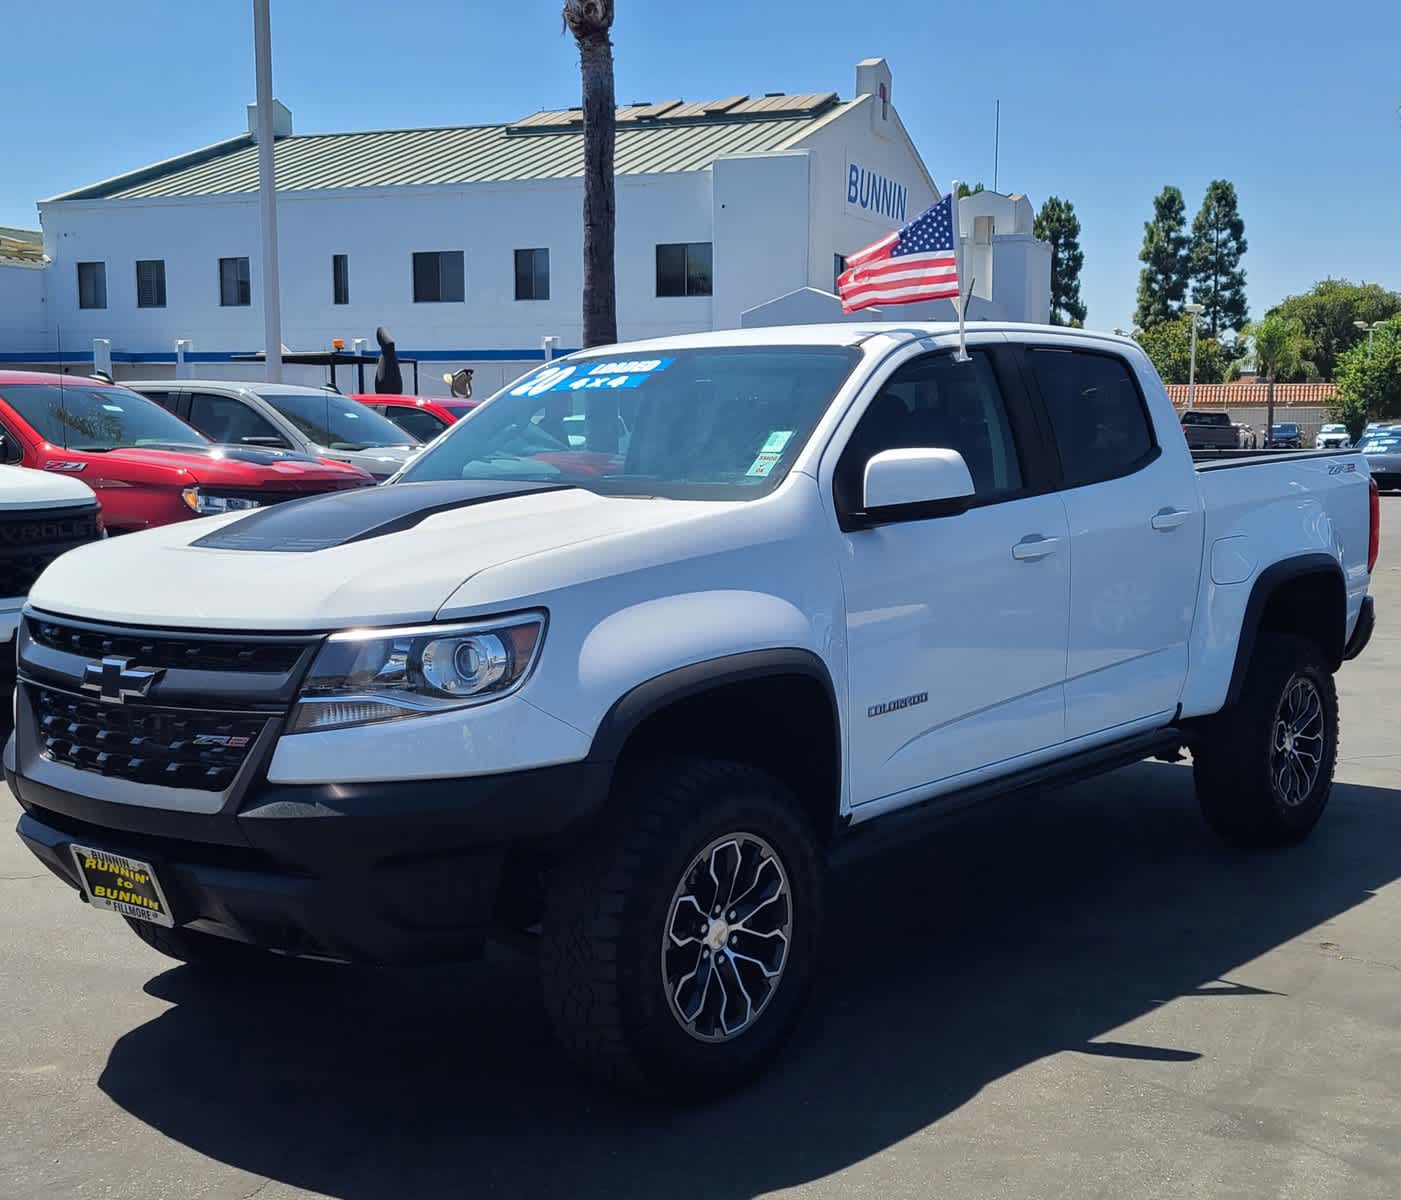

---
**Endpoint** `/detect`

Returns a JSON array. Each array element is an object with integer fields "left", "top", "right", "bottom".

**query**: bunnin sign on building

[{"left": 846, "top": 162, "right": 908, "bottom": 223}]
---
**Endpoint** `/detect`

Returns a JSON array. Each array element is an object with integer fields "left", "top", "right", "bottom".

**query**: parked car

[
  {"left": 10, "top": 325, "right": 1379, "bottom": 1097},
  {"left": 126, "top": 380, "right": 421, "bottom": 481},
  {"left": 1358, "top": 428, "right": 1401, "bottom": 492},
  {"left": 1268, "top": 422, "right": 1302, "bottom": 449},
  {"left": 1315, "top": 423, "right": 1351, "bottom": 450},
  {"left": 1180, "top": 409, "right": 1238, "bottom": 449},
  {"left": 353, "top": 394, "right": 479, "bottom": 444},
  {"left": 0, "top": 372, "right": 374, "bottom": 532},
  {"left": 0, "top": 464, "right": 101, "bottom": 692}
]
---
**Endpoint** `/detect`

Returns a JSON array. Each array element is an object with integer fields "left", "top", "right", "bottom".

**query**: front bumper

[{"left": 9, "top": 748, "right": 610, "bottom": 965}]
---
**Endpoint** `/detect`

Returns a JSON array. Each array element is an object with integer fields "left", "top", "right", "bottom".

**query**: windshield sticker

[
  {"left": 508, "top": 358, "right": 674, "bottom": 398},
  {"left": 745, "top": 450, "right": 783, "bottom": 478},
  {"left": 761, "top": 430, "right": 794, "bottom": 454}
]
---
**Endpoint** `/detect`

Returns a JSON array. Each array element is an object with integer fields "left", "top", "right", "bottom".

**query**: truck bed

[{"left": 1191, "top": 448, "right": 1352, "bottom": 469}]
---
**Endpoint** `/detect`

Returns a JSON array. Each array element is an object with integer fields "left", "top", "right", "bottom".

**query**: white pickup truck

[
  {"left": 0, "top": 464, "right": 101, "bottom": 686},
  {"left": 8, "top": 324, "right": 1379, "bottom": 1097}
]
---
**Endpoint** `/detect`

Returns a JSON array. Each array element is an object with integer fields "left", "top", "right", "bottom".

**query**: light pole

[
  {"left": 253, "top": 0, "right": 283, "bottom": 383},
  {"left": 1355, "top": 319, "right": 1385, "bottom": 354},
  {"left": 1185, "top": 302, "right": 1204, "bottom": 407}
]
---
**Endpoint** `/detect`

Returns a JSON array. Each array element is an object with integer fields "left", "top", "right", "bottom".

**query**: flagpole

[{"left": 949, "top": 181, "right": 970, "bottom": 362}]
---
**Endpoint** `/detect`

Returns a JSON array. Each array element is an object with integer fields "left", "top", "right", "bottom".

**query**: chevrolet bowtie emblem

[{"left": 80, "top": 656, "right": 163, "bottom": 705}]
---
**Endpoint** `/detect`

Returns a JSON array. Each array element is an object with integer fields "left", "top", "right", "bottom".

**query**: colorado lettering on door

[{"left": 847, "top": 163, "right": 907, "bottom": 222}]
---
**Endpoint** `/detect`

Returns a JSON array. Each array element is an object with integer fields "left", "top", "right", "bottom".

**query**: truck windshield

[
  {"left": 0, "top": 383, "right": 207, "bottom": 451},
  {"left": 399, "top": 346, "right": 862, "bottom": 500},
  {"left": 261, "top": 392, "right": 418, "bottom": 451}
]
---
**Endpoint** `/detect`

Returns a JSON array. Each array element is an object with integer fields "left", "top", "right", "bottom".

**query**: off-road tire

[
  {"left": 541, "top": 758, "right": 823, "bottom": 1099},
  {"left": 1193, "top": 633, "right": 1339, "bottom": 847},
  {"left": 125, "top": 917, "right": 284, "bottom": 970}
]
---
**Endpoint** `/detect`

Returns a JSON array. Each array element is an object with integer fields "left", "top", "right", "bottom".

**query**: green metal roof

[{"left": 47, "top": 94, "right": 855, "bottom": 203}]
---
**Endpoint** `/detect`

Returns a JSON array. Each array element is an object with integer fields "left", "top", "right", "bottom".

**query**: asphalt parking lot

[{"left": 2, "top": 500, "right": 1399, "bottom": 1200}]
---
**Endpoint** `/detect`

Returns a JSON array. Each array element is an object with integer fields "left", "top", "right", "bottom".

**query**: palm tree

[
  {"left": 563, "top": 1, "right": 617, "bottom": 349},
  {"left": 1246, "top": 314, "right": 1311, "bottom": 444}
]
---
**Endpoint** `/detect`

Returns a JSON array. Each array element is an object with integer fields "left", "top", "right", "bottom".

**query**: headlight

[
  {"left": 287, "top": 611, "right": 546, "bottom": 733},
  {"left": 181, "top": 488, "right": 262, "bottom": 515}
]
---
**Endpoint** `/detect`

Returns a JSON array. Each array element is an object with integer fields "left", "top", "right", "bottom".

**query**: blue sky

[{"left": 4, "top": 0, "right": 1398, "bottom": 330}]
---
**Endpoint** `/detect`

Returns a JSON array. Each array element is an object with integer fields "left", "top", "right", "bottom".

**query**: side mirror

[{"left": 852, "top": 448, "right": 975, "bottom": 528}]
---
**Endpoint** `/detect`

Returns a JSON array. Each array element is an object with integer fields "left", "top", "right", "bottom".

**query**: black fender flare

[
  {"left": 1224, "top": 553, "right": 1346, "bottom": 708},
  {"left": 586, "top": 648, "right": 843, "bottom": 812}
]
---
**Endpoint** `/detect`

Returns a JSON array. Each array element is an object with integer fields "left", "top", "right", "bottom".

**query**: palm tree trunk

[{"left": 576, "top": 26, "right": 616, "bottom": 349}]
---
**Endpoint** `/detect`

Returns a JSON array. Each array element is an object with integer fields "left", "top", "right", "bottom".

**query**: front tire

[
  {"left": 541, "top": 758, "right": 823, "bottom": 1099},
  {"left": 1193, "top": 633, "right": 1339, "bottom": 847}
]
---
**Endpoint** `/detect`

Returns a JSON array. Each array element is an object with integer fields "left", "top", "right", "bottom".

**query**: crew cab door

[
  {"left": 830, "top": 344, "right": 1071, "bottom": 807},
  {"left": 1022, "top": 345, "right": 1203, "bottom": 739}
]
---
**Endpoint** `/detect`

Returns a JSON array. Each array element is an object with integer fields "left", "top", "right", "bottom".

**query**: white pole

[
  {"left": 542, "top": 335, "right": 559, "bottom": 362},
  {"left": 253, "top": 0, "right": 282, "bottom": 384},
  {"left": 949, "top": 182, "right": 969, "bottom": 362},
  {"left": 92, "top": 338, "right": 112, "bottom": 379},
  {"left": 175, "top": 339, "right": 192, "bottom": 380},
  {"left": 1187, "top": 314, "right": 1199, "bottom": 407}
]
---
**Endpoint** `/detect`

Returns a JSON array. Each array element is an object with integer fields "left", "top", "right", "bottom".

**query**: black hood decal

[{"left": 190, "top": 480, "right": 573, "bottom": 552}]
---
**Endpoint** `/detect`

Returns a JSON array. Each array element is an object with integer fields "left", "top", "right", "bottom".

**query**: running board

[{"left": 828, "top": 729, "right": 1183, "bottom": 868}]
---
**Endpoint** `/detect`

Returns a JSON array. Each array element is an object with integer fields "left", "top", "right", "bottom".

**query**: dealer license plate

[{"left": 69, "top": 845, "right": 174, "bottom": 928}]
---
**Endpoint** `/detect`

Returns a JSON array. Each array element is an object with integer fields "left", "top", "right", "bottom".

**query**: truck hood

[
  {"left": 0, "top": 464, "right": 95, "bottom": 510},
  {"left": 28, "top": 481, "right": 709, "bottom": 630},
  {"left": 95, "top": 444, "right": 371, "bottom": 487},
  {"left": 313, "top": 444, "right": 417, "bottom": 480}
]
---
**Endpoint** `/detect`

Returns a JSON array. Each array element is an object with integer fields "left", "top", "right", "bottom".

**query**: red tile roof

[{"left": 1165, "top": 382, "right": 1337, "bottom": 408}]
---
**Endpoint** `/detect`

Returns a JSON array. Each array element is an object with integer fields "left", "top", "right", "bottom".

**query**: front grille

[
  {"left": 0, "top": 505, "right": 101, "bottom": 598},
  {"left": 28, "top": 619, "right": 305, "bottom": 673},
  {"left": 34, "top": 687, "right": 266, "bottom": 791}
]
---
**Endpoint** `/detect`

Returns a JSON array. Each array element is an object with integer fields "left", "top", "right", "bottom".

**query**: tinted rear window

[
  {"left": 1182, "top": 411, "right": 1229, "bottom": 426},
  {"left": 1029, "top": 349, "right": 1156, "bottom": 488}
]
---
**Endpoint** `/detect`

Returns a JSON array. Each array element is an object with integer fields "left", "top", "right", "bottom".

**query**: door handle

[
  {"left": 1151, "top": 507, "right": 1190, "bottom": 531},
  {"left": 1011, "top": 535, "right": 1059, "bottom": 561}
]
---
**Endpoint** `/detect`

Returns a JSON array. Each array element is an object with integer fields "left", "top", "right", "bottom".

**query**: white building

[{"left": 4, "top": 58, "right": 1049, "bottom": 395}]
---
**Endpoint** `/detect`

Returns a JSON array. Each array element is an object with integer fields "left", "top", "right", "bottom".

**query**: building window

[
  {"left": 514, "top": 248, "right": 550, "bottom": 301},
  {"left": 77, "top": 262, "right": 106, "bottom": 310},
  {"left": 136, "top": 259, "right": 166, "bottom": 308},
  {"left": 219, "top": 257, "right": 251, "bottom": 306},
  {"left": 656, "top": 242, "right": 713, "bottom": 297},
  {"left": 833, "top": 253, "right": 848, "bottom": 291},
  {"left": 413, "top": 251, "right": 465, "bottom": 303},
  {"left": 332, "top": 254, "right": 349, "bottom": 306}
]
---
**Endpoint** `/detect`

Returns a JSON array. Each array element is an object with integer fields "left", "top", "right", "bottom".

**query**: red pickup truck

[{"left": 0, "top": 372, "right": 373, "bottom": 533}]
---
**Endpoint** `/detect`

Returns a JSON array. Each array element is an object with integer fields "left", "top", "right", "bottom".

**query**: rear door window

[
  {"left": 1028, "top": 349, "right": 1157, "bottom": 487},
  {"left": 189, "top": 393, "right": 290, "bottom": 448}
]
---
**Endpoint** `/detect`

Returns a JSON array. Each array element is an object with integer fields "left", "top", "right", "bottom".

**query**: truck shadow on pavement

[{"left": 98, "top": 762, "right": 1401, "bottom": 1199}]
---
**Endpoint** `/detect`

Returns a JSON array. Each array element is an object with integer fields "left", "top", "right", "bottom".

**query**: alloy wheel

[{"left": 661, "top": 833, "right": 792, "bottom": 1043}]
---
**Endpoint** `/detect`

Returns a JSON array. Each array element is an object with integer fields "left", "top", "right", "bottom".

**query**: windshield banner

[{"left": 508, "top": 358, "right": 674, "bottom": 398}]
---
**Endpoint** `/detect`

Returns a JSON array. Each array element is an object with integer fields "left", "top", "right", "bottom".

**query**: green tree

[
  {"left": 1268, "top": 279, "right": 1401, "bottom": 380},
  {"left": 563, "top": 0, "right": 617, "bottom": 350},
  {"left": 1135, "top": 315, "right": 1227, "bottom": 386},
  {"left": 1134, "top": 186, "right": 1190, "bottom": 328},
  {"left": 955, "top": 181, "right": 986, "bottom": 198},
  {"left": 1034, "top": 196, "right": 1086, "bottom": 326},
  {"left": 1333, "top": 315, "right": 1401, "bottom": 440},
  {"left": 1244, "top": 313, "right": 1312, "bottom": 439},
  {"left": 1189, "top": 180, "right": 1249, "bottom": 337}
]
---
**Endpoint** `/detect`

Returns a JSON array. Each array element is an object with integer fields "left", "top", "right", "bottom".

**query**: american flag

[{"left": 837, "top": 193, "right": 960, "bottom": 313}]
